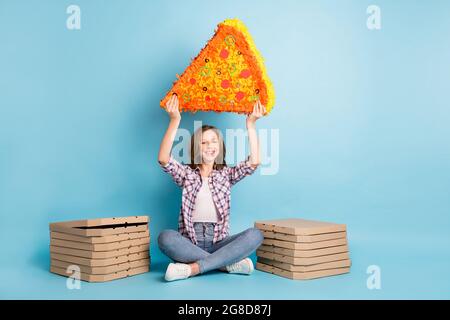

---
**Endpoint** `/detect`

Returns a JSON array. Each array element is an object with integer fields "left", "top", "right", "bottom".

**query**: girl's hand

[
  {"left": 165, "top": 94, "right": 181, "bottom": 120},
  {"left": 246, "top": 100, "right": 266, "bottom": 126}
]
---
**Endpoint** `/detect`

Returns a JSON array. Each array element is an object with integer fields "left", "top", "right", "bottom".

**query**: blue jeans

[{"left": 158, "top": 223, "right": 264, "bottom": 274}]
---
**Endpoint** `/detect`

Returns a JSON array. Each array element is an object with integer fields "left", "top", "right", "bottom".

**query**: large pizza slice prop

[{"left": 160, "top": 19, "right": 275, "bottom": 114}]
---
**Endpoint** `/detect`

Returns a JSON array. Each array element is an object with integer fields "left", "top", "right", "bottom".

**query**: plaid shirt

[{"left": 159, "top": 155, "right": 258, "bottom": 245}]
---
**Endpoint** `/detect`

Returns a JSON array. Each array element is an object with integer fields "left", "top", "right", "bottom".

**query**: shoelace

[
  {"left": 227, "top": 259, "right": 246, "bottom": 273},
  {"left": 174, "top": 263, "right": 191, "bottom": 277}
]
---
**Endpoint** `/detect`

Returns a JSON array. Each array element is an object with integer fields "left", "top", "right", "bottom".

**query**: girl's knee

[
  {"left": 244, "top": 227, "right": 264, "bottom": 245},
  {"left": 157, "top": 229, "right": 179, "bottom": 249}
]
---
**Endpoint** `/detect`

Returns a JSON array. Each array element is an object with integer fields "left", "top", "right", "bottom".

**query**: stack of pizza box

[
  {"left": 255, "top": 218, "right": 351, "bottom": 280},
  {"left": 49, "top": 216, "right": 150, "bottom": 282}
]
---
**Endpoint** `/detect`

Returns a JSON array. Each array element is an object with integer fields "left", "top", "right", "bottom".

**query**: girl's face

[{"left": 200, "top": 129, "right": 220, "bottom": 164}]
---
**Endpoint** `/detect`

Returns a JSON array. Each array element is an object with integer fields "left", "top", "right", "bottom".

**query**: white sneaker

[
  {"left": 164, "top": 263, "right": 192, "bottom": 281},
  {"left": 225, "top": 258, "right": 254, "bottom": 275}
]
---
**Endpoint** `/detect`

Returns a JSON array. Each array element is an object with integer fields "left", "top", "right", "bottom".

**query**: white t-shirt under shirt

[{"left": 192, "top": 179, "right": 219, "bottom": 223}]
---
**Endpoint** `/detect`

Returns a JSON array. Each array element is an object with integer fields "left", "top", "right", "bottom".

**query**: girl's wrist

[{"left": 246, "top": 119, "right": 256, "bottom": 129}]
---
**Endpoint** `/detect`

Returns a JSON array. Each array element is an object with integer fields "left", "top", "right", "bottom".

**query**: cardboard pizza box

[
  {"left": 255, "top": 218, "right": 346, "bottom": 236},
  {"left": 51, "top": 216, "right": 148, "bottom": 228},
  {"left": 49, "top": 216, "right": 149, "bottom": 237},
  {"left": 51, "top": 258, "right": 150, "bottom": 275},
  {"left": 256, "top": 249, "right": 349, "bottom": 266},
  {"left": 50, "top": 243, "right": 149, "bottom": 259},
  {"left": 257, "top": 244, "right": 349, "bottom": 257},
  {"left": 256, "top": 262, "right": 350, "bottom": 280},
  {"left": 257, "top": 256, "right": 351, "bottom": 272},
  {"left": 50, "top": 223, "right": 148, "bottom": 237},
  {"left": 272, "top": 231, "right": 347, "bottom": 243},
  {"left": 262, "top": 230, "right": 275, "bottom": 239},
  {"left": 262, "top": 237, "right": 347, "bottom": 250},
  {"left": 50, "top": 230, "right": 150, "bottom": 244},
  {"left": 50, "top": 236, "right": 150, "bottom": 252},
  {"left": 50, "top": 264, "right": 149, "bottom": 282},
  {"left": 50, "top": 251, "right": 149, "bottom": 267}
]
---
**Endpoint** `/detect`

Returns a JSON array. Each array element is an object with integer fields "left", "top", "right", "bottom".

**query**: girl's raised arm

[
  {"left": 246, "top": 100, "right": 266, "bottom": 168},
  {"left": 226, "top": 101, "right": 266, "bottom": 185},
  {"left": 158, "top": 94, "right": 181, "bottom": 166}
]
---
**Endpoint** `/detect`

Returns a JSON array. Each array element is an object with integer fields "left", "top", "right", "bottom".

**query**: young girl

[{"left": 157, "top": 94, "right": 266, "bottom": 281}]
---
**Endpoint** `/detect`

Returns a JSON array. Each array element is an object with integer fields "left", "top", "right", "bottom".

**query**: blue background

[{"left": 1, "top": 0, "right": 449, "bottom": 299}]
